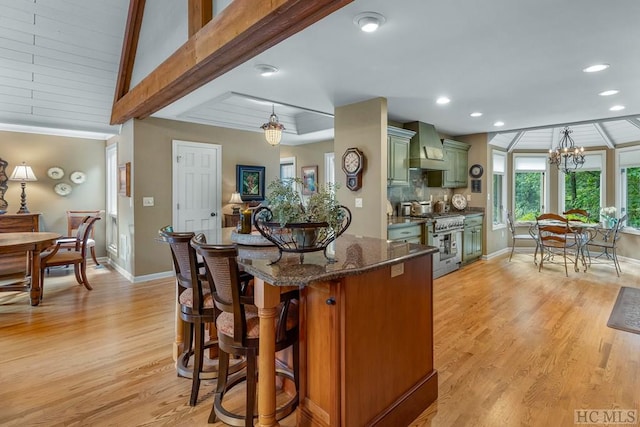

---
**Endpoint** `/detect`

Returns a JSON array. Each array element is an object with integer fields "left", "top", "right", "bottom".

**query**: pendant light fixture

[
  {"left": 260, "top": 105, "right": 285, "bottom": 146},
  {"left": 548, "top": 126, "right": 586, "bottom": 174}
]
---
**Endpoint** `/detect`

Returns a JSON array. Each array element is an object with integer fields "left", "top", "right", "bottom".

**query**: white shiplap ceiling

[
  {"left": 1, "top": 0, "right": 640, "bottom": 149},
  {"left": 0, "top": 0, "right": 128, "bottom": 138}
]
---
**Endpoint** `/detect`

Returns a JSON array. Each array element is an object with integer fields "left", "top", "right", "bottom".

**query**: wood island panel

[{"left": 298, "top": 254, "right": 437, "bottom": 426}]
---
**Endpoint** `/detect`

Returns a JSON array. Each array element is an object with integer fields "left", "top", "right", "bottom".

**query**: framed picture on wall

[
  {"left": 301, "top": 165, "right": 318, "bottom": 195},
  {"left": 236, "top": 165, "right": 265, "bottom": 201},
  {"left": 119, "top": 162, "right": 131, "bottom": 197}
]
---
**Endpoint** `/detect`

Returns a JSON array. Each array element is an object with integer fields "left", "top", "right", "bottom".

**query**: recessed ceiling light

[
  {"left": 610, "top": 105, "right": 625, "bottom": 111},
  {"left": 493, "top": 121, "right": 505, "bottom": 127},
  {"left": 470, "top": 112, "right": 483, "bottom": 117},
  {"left": 255, "top": 64, "right": 278, "bottom": 77},
  {"left": 353, "top": 12, "right": 386, "bottom": 33},
  {"left": 436, "top": 96, "right": 450, "bottom": 105},
  {"left": 599, "top": 90, "right": 619, "bottom": 96},
  {"left": 583, "top": 64, "right": 610, "bottom": 73}
]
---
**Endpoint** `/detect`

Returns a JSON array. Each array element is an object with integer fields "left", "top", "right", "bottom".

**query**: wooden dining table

[{"left": 0, "top": 232, "right": 61, "bottom": 305}]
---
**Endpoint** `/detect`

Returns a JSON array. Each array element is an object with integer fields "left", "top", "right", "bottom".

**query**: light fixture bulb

[
  {"left": 470, "top": 112, "right": 483, "bottom": 117},
  {"left": 353, "top": 12, "right": 386, "bottom": 33},
  {"left": 610, "top": 105, "right": 625, "bottom": 111},
  {"left": 493, "top": 121, "right": 505, "bottom": 127},
  {"left": 260, "top": 105, "right": 285, "bottom": 146},
  {"left": 436, "top": 97, "right": 451, "bottom": 105},
  {"left": 599, "top": 89, "right": 619, "bottom": 96},
  {"left": 583, "top": 64, "right": 609, "bottom": 73}
]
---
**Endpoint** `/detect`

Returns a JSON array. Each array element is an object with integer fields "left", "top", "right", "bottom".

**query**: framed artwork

[
  {"left": 236, "top": 165, "right": 265, "bottom": 201},
  {"left": 301, "top": 165, "right": 318, "bottom": 195},
  {"left": 119, "top": 162, "right": 131, "bottom": 197}
]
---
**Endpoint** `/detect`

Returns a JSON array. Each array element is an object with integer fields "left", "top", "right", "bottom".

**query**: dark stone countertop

[{"left": 236, "top": 233, "right": 437, "bottom": 287}]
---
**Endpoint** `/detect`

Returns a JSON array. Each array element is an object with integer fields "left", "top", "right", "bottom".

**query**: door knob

[
  {"left": 210, "top": 212, "right": 216, "bottom": 217},
  {"left": 326, "top": 297, "right": 336, "bottom": 305}
]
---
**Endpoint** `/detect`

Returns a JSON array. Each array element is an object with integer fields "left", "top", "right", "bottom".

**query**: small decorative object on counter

[{"left": 239, "top": 205, "right": 252, "bottom": 234}]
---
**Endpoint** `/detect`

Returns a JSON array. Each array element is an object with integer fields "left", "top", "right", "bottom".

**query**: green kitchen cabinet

[
  {"left": 463, "top": 214, "right": 483, "bottom": 264},
  {"left": 387, "top": 126, "right": 415, "bottom": 187},
  {"left": 427, "top": 139, "right": 470, "bottom": 188}
]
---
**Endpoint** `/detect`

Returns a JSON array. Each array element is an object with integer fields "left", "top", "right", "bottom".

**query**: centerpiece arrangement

[{"left": 253, "top": 178, "right": 351, "bottom": 263}]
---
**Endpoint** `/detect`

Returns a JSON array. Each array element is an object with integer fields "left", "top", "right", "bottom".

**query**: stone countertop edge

[{"left": 239, "top": 243, "right": 438, "bottom": 287}]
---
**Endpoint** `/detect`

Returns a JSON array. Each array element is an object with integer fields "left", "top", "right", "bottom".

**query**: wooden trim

[
  {"left": 188, "top": 0, "right": 212, "bottom": 37},
  {"left": 113, "top": 0, "right": 146, "bottom": 102},
  {"left": 110, "top": 0, "right": 353, "bottom": 125}
]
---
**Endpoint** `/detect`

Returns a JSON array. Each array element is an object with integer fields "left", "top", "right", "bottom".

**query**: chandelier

[
  {"left": 548, "top": 126, "right": 585, "bottom": 173},
  {"left": 260, "top": 105, "right": 285, "bottom": 146}
]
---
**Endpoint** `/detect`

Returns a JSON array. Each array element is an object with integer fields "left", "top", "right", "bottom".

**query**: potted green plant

[{"left": 255, "top": 178, "right": 350, "bottom": 253}]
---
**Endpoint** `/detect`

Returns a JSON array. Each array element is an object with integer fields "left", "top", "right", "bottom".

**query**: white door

[{"left": 172, "top": 140, "right": 222, "bottom": 232}]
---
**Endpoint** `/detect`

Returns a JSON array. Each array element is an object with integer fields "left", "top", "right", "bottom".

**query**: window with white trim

[
  {"left": 559, "top": 151, "right": 604, "bottom": 222},
  {"left": 279, "top": 156, "right": 296, "bottom": 187},
  {"left": 617, "top": 147, "right": 640, "bottom": 230},
  {"left": 492, "top": 150, "right": 506, "bottom": 228},
  {"left": 513, "top": 154, "right": 548, "bottom": 221},
  {"left": 105, "top": 144, "right": 118, "bottom": 255}
]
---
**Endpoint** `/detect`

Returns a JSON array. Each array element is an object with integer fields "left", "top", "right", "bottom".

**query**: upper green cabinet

[
  {"left": 387, "top": 126, "right": 416, "bottom": 187},
  {"left": 427, "top": 139, "right": 470, "bottom": 188}
]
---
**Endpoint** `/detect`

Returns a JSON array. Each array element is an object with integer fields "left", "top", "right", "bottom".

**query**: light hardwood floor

[{"left": 1, "top": 254, "right": 639, "bottom": 427}]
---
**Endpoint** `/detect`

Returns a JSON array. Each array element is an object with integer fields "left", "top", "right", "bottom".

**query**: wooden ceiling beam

[
  {"left": 110, "top": 0, "right": 353, "bottom": 125},
  {"left": 113, "top": 0, "right": 145, "bottom": 103},
  {"left": 188, "top": 0, "right": 212, "bottom": 37}
]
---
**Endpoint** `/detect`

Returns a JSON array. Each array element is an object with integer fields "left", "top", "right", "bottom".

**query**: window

[
  {"left": 105, "top": 144, "right": 118, "bottom": 255},
  {"left": 279, "top": 156, "right": 296, "bottom": 188},
  {"left": 513, "top": 154, "right": 548, "bottom": 221},
  {"left": 617, "top": 147, "right": 640, "bottom": 230},
  {"left": 492, "top": 151, "right": 506, "bottom": 228},
  {"left": 324, "top": 152, "right": 335, "bottom": 185},
  {"left": 559, "top": 152, "right": 604, "bottom": 222}
]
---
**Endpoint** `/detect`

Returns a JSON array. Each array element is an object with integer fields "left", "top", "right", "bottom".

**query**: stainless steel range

[{"left": 411, "top": 213, "right": 464, "bottom": 279}]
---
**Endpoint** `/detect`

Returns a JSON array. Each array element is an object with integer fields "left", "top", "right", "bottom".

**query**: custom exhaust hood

[{"left": 404, "top": 121, "right": 447, "bottom": 170}]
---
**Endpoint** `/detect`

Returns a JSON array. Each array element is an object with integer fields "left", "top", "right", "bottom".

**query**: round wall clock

[
  {"left": 47, "top": 167, "right": 64, "bottom": 180},
  {"left": 341, "top": 147, "right": 364, "bottom": 191},
  {"left": 54, "top": 182, "right": 72, "bottom": 196},
  {"left": 70, "top": 171, "right": 86, "bottom": 184},
  {"left": 469, "top": 164, "right": 484, "bottom": 178}
]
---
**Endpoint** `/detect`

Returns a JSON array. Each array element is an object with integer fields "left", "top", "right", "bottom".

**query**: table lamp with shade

[
  {"left": 9, "top": 162, "right": 37, "bottom": 214},
  {"left": 228, "top": 191, "right": 244, "bottom": 215}
]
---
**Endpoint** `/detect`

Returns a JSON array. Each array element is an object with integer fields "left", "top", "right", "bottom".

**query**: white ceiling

[{"left": 2, "top": 0, "right": 640, "bottom": 149}]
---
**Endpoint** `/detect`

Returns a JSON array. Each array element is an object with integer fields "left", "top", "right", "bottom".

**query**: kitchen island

[{"left": 235, "top": 233, "right": 438, "bottom": 427}]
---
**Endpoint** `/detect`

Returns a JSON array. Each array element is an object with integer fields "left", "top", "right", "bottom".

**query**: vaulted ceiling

[{"left": 1, "top": 0, "right": 640, "bottom": 150}]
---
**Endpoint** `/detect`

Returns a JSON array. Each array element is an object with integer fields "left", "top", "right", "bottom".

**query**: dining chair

[
  {"left": 506, "top": 211, "right": 539, "bottom": 263},
  {"left": 59, "top": 210, "right": 102, "bottom": 266},
  {"left": 562, "top": 208, "right": 589, "bottom": 222},
  {"left": 536, "top": 213, "right": 580, "bottom": 276},
  {"left": 191, "top": 234, "right": 299, "bottom": 427},
  {"left": 586, "top": 214, "right": 626, "bottom": 276},
  {"left": 562, "top": 208, "right": 591, "bottom": 262},
  {"left": 40, "top": 216, "right": 101, "bottom": 296}
]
